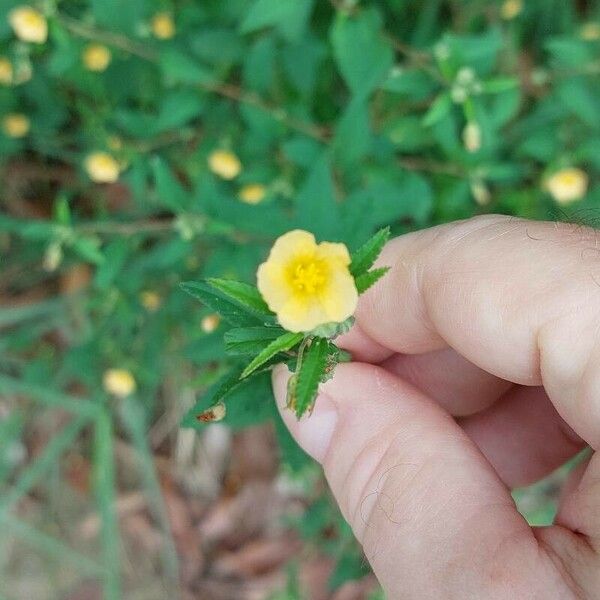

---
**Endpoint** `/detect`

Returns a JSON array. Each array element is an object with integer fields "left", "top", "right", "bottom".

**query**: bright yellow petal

[
  {"left": 316, "top": 241, "right": 351, "bottom": 266},
  {"left": 267, "top": 230, "right": 316, "bottom": 265},
  {"left": 257, "top": 260, "right": 291, "bottom": 312},
  {"left": 319, "top": 269, "right": 358, "bottom": 323},
  {"left": 277, "top": 296, "right": 330, "bottom": 333}
]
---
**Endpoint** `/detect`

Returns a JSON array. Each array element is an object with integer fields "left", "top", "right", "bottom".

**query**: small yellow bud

[
  {"left": 82, "top": 44, "right": 111, "bottom": 72},
  {"left": 462, "top": 122, "right": 482, "bottom": 153},
  {"left": 470, "top": 181, "right": 491, "bottom": 206},
  {"left": 151, "top": 12, "right": 175, "bottom": 40},
  {"left": 545, "top": 168, "right": 588, "bottom": 205},
  {"left": 238, "top": 183, "right": 267, "bottom": 205},
  {"left": 103, "top": 369, "right": 136, "bottom": 398},
  {"left": 201, "top": 313, "right": 221, "bottom": 333},
  {"left": 2, "top": 113, "right": 30, "bottom": 138},
  {"left": 581, "top": 22, "right": 600, "bottom": 41},
  {"left": 84, "top": 152, "right": 120, "bottom": 183},
  {"left": 501, "top": 0, "right": 522, "bottom": 20},
  {"left": 140, "top": 290, "right": 161, "bottom": 312},
  {"left": 208, "top": 150, "right": 242, "bottom": 180},
  {"left": 9, "top": 6, "right": 48, "bottom": 44},
  {"left": 0, "top": 58, "right": 13, "bottom": 85},
  {"left": 43, "top": 242, "right": 62, "bottom": 272}
]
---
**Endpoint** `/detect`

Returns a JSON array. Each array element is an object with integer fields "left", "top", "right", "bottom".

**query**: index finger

[{"left": 353, "top": 215, "right": 600, "bottom": 447}]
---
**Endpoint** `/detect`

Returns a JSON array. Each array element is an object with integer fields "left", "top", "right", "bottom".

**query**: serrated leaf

[
  {"left": 349, "top": 227, "right": 390, "bottom": 278},
  {"left": 180, "top": 281, "right": 263, "bottom": 327},
  {"left": 241, "top": 332, "right": 304, "bottom": 379},
  {"left": 355, "top": 267, "right": 390, "bottom": 294},
  {"left": 207, "top": 278, "right": 274, "bottom": 317},
  {"left": 224, "top": 326, "right": 286, "bottom": 356},
  {"left": 182, "top": 370, "right": 275, "bottom": 430},
  {"left": 290, "top": 337, "right": 329, "bottom": 418}
]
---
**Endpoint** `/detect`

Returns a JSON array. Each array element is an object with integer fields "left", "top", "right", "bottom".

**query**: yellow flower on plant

[
  {"left": 239, "top": 183, "right": 266, "bottom": 205},
  {"left": 2, "top": 113, "right": 30, "bottom": 138},
  {"left": 501, "top": 0, "right": 522, "bottom": 20},
  {"left": 103, "top": 369, "right": 136, "bottom": 398},
  {"left": 84, "top": 152, "right": 120, "bottom": 183},
  {"left": 208, "top": 150, "right": 242, "bottom": 180},
  {"left": 140, "top": 290, "right": 161, "bottom": 312},
  {"left": 0, "top": 58, "right": 13, "bottom": 85},
  {"left": 9, "top": 6, "right": 48, "bottom": 44},
  {"left": 257, "top": 230, "right": 358, "bottom": 333},
  {"left": 201, "top": 313, "right": 221, "bottom": 333},
  {"left": 581, "top": 22, "right": 600, "bottom": 41},
  {"left": 82, "top": 44, "right": 112, "bottom": 72},
  {"left": 545, "top": 168, "right": 589, "bottom": 205},
  {"left": 151, "top": 12, "right": 175, "bottom": 39}
]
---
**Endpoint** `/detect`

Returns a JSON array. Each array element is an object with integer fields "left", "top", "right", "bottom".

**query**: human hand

[{"left": 273, "top": 215, "right": 600, "bottom": 599}]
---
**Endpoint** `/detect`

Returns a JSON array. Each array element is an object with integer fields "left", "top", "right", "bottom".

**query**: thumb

[{"left": 272, "top": 362, "right": 566, "bottom": 599}]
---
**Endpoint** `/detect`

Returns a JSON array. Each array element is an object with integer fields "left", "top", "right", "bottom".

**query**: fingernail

[{"left": 272, "top": 364, "right": 338, "bottom": 463}]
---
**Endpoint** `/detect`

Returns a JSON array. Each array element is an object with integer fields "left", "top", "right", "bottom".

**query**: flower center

[{"left": 289, "top": 258, "right": 327, "bottom": 295}]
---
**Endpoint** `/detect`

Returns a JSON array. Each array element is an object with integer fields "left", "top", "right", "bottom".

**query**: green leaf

[
  {"left": 289, "top": 337, "right": 329, "bottom": 417},
  {"left": 423, "top": 93, "right": 452, "bottom": 127},
  {"left": 159, "top": 49, "right": 214, "bottom": 86},
  {"left": 331, "top": 8, "right": 393, "bottom": 99},
  {"left": 295, "top": 155, "right": 340, "bottom": 239},
  {"left": 332, "top": 97, "right": 372, "bottom": 166},
  {"left": 180, "top": 281, "right": 264, "bottom": 327},
  {"left": 350, "top": 227, "right": 390, "bottom": 277},
  {"left": 240, "top": 0, "right": 313, "bottom": 40},
  {"left": 207, "top": 278, "right": 274, "bottom": 316},
  {"left": 224, "top": 326, "right": 286, "bottom": 356},
  {"left": 150, "top": 156, "right": 190, "bottom": 212},
  {"left": 355, "top": 267, "right": 390, "bottom": 294},
  {"left": 241, "top": 331, "right": 304, "bottom": 379}
]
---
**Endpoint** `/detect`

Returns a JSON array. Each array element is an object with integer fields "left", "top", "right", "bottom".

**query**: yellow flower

[
  {"left": 9, "top": 6, "right": 48, "bottom": 44},
  {"left": 151, "top": 12, "right": 175, "bottom": 39},
  {"left": 84, "top": 152, "right": 120, "bottom": 183},
  {"left": 545, "top": 168, "right": 589, "bottom": 205},
  {"left": 140, "top": 290, "right": 161, "bottom": 312},
  {"left": 239, "top": 183, "right": 266, "bottom": 205},
  {"left": 103, "top": 369, "right": 136, "bottom": 398},
  {"left": 201, "top": 313, "right": 221, "bottom": 333},
  {"left": 501, "top": 0, "right": 522, "bottom": 20},
  {"left": 2, "top": 113, "right": 30, "bottom": 138},
  {"left": 82, "top": 44, "right": 111, "bottom": 72},
  {"left": 208, "top": 150, "right": 242, "bottom": 180},
  {"left": 581, "top": 22, "right": 600, "bottom": 41},
  {"left": 462, "top": 122, "right": 482, "bottom": 153},
  {"left": 0, "top": 58, "right": 13, "bottom": 85},
  {"left": 257, "top": 230, "right": 358, "bottom": 333}
]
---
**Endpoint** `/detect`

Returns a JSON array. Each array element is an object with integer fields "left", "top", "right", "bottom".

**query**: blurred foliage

[{"left": 1, "top": 0, "right": 599, "bottom": 597}]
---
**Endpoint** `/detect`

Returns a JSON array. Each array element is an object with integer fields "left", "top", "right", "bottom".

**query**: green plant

[{"left": 1, "top": 0, "right": 599, "bottom": 597}]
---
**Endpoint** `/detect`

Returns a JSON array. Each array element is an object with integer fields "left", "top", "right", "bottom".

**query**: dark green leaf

[
  {"left": 290, "top": 337, "right": 329, "bottom": 417},
  {"left": 207, "top": 278, "right": 274, "bottom": 316},
  {"left": 331, "top": 8, "right": 393, "bottom": 99},
  {"left": 350, "top": 227, "right": 390, "bottom": 278},
  {"left": 241, "top": 331, "right": 304, "bottom": 379},
  {"left": 180, "top": 281, "right": 264, "bottom": 327},
  {"left": 224, "top": 326, "right": 286, "bottom": 356},
  {"left": 355, "top": 266, "right": 390, "bottom": 294}
]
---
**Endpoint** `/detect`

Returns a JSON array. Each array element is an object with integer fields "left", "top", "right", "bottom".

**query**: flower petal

[
  {"left": 267, "top": 230, "right": 316, "bottom": 265},
  {"left": 319, "top": 269, "right": 358, "bottom": 323},
  {"left": 316, "top": 241, "right": 351, "bottom": 266},
  {"left": 257, "top": 261, "right": 290, "bottom": 312},
  {"left": 277, "top": 296, "right": 330, "bottom": 333}
]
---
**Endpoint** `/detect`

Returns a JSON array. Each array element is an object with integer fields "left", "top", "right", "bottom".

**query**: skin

[{"left": 272, "top": 215, "right": 600, "bottom": 599}]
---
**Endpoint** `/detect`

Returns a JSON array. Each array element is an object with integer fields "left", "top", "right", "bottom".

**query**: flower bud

[
  {"left": 545, "top": 168, "right": 588, "bottom": 205},
  {"left": 208, "top": 150, "right": 242, "bottom": 180},
  {"left": 238, "top": 183, "right": 266, "bottom": 204},
  {"left": 9, "top": 6, "right": 47, "bottom": 44},
  {"left": 103, "top": 369, "right": 136, "bottom": 398},
  {"left": 82, "top": 44, "right": 111, "bottom": 72},
  {"left": 151, "top": 12, "right": 175, "bottom": 39},
  {"left": 84, "top": 152, "right": 120, "bottom": 183},
  {"left": 2, "top": 113, "right": 30, "bottom": 138}
]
